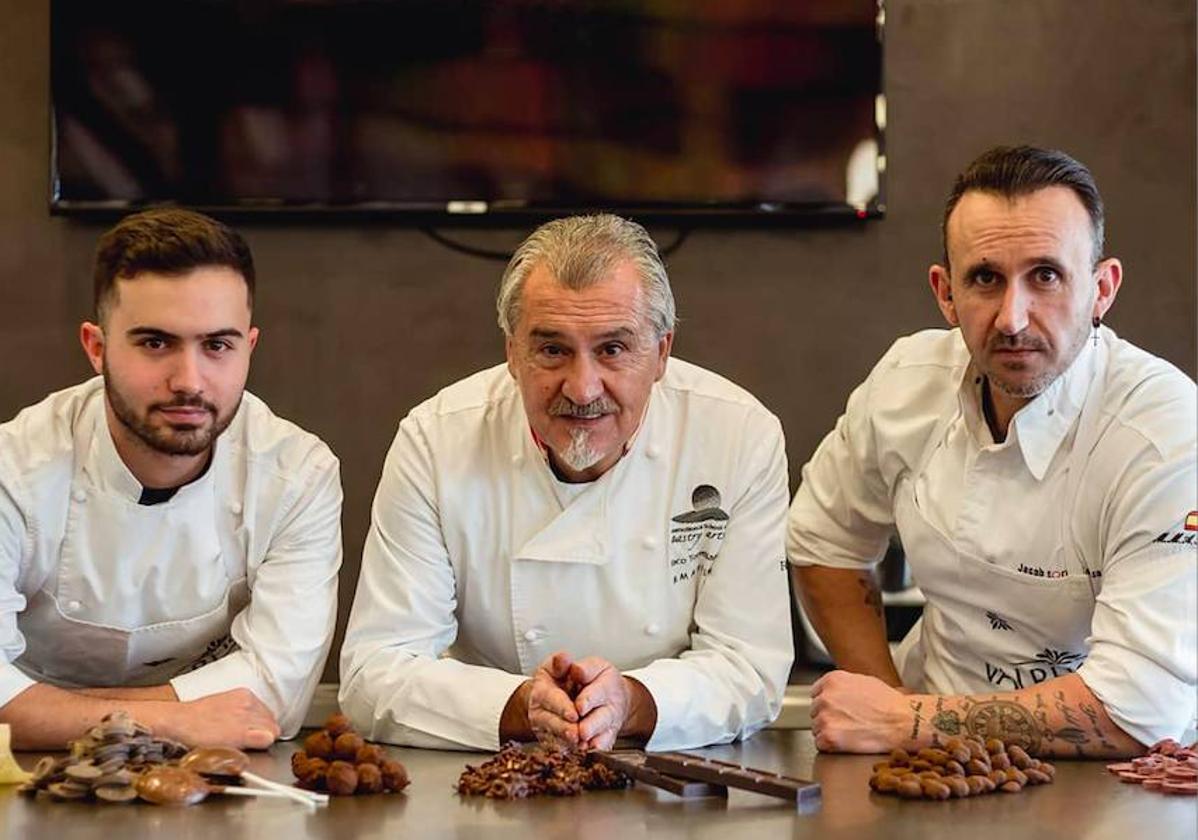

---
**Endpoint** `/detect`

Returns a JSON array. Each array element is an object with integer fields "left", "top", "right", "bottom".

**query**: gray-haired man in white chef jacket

[
  {"left": 341, "top": 214, "right": 793, "bottom": 752},
  {"left": 0, "top": 209, "right": 342, "bottom": 750}
]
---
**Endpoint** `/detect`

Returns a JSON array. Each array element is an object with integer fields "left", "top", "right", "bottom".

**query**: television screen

[{"left": 51, "top": 0, "right": 884, "bottom": 221}]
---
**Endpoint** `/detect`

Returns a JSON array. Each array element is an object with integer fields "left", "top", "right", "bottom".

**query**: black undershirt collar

[
  {"left": 137, "top": 450, "right": 214, "bottom": 506},
  {"left": 979, "top": 376, "right": 1007, "bottom": 444}
]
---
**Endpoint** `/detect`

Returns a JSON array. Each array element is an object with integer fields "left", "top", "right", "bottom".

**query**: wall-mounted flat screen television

[{"left": 51, "top": 0, "right": 884, "bottom": 222}]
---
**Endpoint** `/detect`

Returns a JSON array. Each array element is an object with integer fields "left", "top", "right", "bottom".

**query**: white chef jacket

[
  {"left": 788, "top": 327, "right": 1197, "bottom": 746},
  {"left": 340, "top": 357, "right": 793, "bottom": 752},
  {"left": 0, "top": 377, "right": 342, "bottom": 737}
]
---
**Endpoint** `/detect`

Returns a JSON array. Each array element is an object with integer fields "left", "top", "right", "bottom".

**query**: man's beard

[
  {"left": 558, "top": 426, "right": 604, "bottom": 472},
  {"left": 103, "top": 369, "right": 236, "bottom": 457},
  {"left": 985, "top": 319, "right": 1089, "bottom": 400},
  {"left": 548, "top": 394, "right": 619, "bottom": 473}
]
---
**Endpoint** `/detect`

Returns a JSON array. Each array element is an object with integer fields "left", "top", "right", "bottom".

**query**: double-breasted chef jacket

[
  {"left": 340, "top": 357, "right": 794, "bottom": 751},
  {"left": 0, "top": 377, "right": 342, "bottom": 737},
  {"left": 788, "top": 327, "right": 1197, "bottom": 746}
]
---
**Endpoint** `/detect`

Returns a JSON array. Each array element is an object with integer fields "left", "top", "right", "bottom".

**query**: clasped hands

[{"left": 527, "top": 651, "right": 651, "bottom": 751}]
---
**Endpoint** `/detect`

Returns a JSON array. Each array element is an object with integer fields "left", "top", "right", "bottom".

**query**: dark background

[{"left": 1, "top": 0, "right": 1194, "bottom": 681}]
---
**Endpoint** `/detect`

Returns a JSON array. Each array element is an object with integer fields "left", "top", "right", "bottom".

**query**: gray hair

[{"left": 497, "top": 214, "right": 677, "bottom": 339}]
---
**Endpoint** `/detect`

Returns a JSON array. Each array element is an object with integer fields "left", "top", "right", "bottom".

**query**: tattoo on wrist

[{"left": 909, "top": 700, "right": 924, "bottom": 741}]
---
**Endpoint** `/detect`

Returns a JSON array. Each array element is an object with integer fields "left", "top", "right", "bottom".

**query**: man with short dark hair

[
  {"left": 341, "top": 214, "right": 793, "bottom": 752},
  {"left": 0, "top": 209, "right": 342, "bottom": 749},
  {"left": 789, "top": 146, "right": 1196, "bottom": 757}
]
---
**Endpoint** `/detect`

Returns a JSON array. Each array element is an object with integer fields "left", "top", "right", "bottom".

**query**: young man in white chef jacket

[
  {"left": 341, "top": 214, "right": 793, "bottom": 751},
  {"left": 0, "top": 209, "right": 342, "bottom": 749},
  {"left": 789, "top": 146, "right": 1196, "bottom": 757}
]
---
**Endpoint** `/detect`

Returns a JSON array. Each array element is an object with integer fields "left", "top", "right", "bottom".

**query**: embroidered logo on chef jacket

[
  {"left": 1152, "top": 511, "right": 1198, "bottom": 547},
  {"left": 178, "top": 634, "right": 240, "bottom": 673},
  {"left": 985, "top": 610, "right": 1013, "bottom": 631},
  {"left": 984, "top": 647, "right": 1086, "bottom": 690},
  {"left": 669, "top": 485, "right": 728, "bottom": 584}
]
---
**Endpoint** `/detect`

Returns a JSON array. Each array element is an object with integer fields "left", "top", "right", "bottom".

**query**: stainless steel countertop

[{"left": 4, "top": 729, "right": 1193, "bottom": 840}]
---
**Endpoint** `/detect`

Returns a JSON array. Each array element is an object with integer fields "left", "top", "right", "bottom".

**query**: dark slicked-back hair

[
  {"left": 942, "top": 145, "right": 1105, "bottom": 266},
  {"left": 94, "top": 208, "right": 255, "bottom": 323}
]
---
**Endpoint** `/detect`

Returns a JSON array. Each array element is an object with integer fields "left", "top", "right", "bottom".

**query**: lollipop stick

[
  {"left": 243, "top": 770, "right": 330, "bottom": 805},
  {"left": 214, "top": 785, "right": 316, "bottom": 808}
]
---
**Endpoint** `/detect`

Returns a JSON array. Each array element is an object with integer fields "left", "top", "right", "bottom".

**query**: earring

[{"left": 1091, "top": 315, "right": 1101, "bottom": 347}]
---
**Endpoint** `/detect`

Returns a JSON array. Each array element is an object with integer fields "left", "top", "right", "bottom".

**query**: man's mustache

[
  {"left": 989, "top": 332, "right": 1048, "bottom": 352},
  {"left": 548, "top": 395, "right": 618, "bottom": 418},
  {"left": 152, "top": 394, "right": 218, "bottom": 414}
]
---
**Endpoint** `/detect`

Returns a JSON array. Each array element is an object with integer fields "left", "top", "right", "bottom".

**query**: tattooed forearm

[
  {"left": 857, "top": 574, "right": 884, "bottom": 620},
  {"left": 902, "top": 675, "right": 1145, "bottom": 758}
]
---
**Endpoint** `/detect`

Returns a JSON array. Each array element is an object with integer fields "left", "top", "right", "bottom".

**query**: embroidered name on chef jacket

[{"left": 669, "top": 484, "right": 728, "bottom": 584}]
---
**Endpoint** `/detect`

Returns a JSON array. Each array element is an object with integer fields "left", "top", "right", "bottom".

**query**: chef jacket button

[
  {"left": 644, "top": 623, "right": 660, "bottom": 636},
  {"left": 229, "top": 501, "right": 243, "bottom": 515},
  {"left": 646, "top": 444, "right": 661, "bottom": 459},
  {"left": 72, "top": 489, "right": 86, "bottom": 503},
  {"left": 67, "top": 600, "right": 82, "bottom": 612},
  {"left": 523, "top": 629, "right": 538, "bottom": 642},
  {"left": 511, "top": 454, "right": 523, "bottom": 466},
  {"left": 642, "top": 535, "right": 658, "bottom": 549}
]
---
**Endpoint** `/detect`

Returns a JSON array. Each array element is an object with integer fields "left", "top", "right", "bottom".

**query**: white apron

[
  {"left": 16, "top": 411, "right": 250, "bottom": 688},
  {"left": 893, "top": 343, "right": 1106, "bottom": 695}
]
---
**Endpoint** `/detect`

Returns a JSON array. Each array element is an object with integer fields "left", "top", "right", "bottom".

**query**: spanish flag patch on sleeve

[{"left": 1153, "top": 511, "right": 1198, "bottom": 546}]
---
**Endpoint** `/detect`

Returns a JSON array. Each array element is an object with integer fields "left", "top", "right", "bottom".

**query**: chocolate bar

[
  {"left": 594, "top": 751, "right": 727, "bottom": 798},
  {"left": 645, "top": 752, "right": 821, "bottom": 812}
]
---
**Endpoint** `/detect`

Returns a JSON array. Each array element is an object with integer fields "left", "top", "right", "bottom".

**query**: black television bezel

[{"left": 48, "top": 2, "right": 887, "bottom": 228}]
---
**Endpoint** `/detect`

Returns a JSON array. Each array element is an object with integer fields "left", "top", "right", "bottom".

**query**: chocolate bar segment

[
  {"left": 595, "top": 751, "right": 727, "bottom": 798},
  {"left": 645, "top": 752, "right": 821, "bottom": 812}
]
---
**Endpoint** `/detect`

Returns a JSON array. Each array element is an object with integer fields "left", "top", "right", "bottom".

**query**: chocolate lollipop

[
  {"left": 136, "top": 766, "right": 318, "bottom": 807},
  {"left": 179, "top": 747, "right": 248, "bottom": 785},
  {"left": 179, "top": 748, "right": 327, "bottom": 807},
  {"left": 135, "top": 767, "right": 213, "bottom": 806}
]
